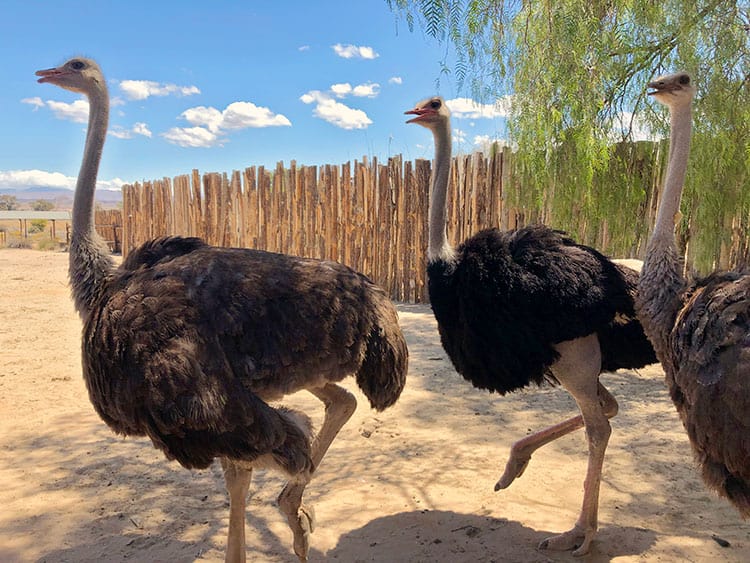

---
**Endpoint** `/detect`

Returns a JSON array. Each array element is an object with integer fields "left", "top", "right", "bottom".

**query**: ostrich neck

[
  {"left": 428, "top": 121, "right": 456, "bottom": 263},
  {"left": 652, "top": 104, "right": 692, "bottom": 243},
  {"left": 639, "top": 102, "right": 692, "bottom": 358},
  {"left": 69, "top": 83, "right": 114, "bottom": 320}
]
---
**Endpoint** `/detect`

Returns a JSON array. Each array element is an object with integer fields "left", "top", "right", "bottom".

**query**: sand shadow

[{"left": 326, "top": 509, "right": 657, "bottom": 562}]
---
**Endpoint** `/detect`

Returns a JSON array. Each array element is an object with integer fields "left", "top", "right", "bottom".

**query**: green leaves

[{"left": 390, "top": 0, "right": 750, "bottom": 271}]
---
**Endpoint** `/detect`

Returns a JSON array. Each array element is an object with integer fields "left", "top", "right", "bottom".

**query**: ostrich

[
  {"left": 637, "top": 71, "right": 750, "bottom": 516},
  {"left": 405, "top": 97, "right": 656, "bottom": 555},
  {"left": 37, "top": 57, "right": 408, "bottom": 562}
]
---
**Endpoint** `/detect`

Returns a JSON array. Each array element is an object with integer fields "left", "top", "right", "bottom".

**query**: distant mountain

[{"left": 0, "top": 186, "right": 122, "bottom": 208}]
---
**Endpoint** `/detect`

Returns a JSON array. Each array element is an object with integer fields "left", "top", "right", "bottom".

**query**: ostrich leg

[
  {"left": 496, "top": 382, "right": 618, "bottom": 489},
  {"left": 534, "top": 334, "right": 612, "bottom": 556},
  {"left": 221, "top": 458, "right": 253, "bottom": 563},
  {"left": 278, "top": 383, "right": 357, "bottom": 561}
]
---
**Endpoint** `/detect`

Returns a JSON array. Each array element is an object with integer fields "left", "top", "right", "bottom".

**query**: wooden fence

[
  {"left": 123, "top": 156, "right": 434, "bottom": 302},
  {"left": 95, "top": 209, "right": 122, "bottom": 253},
  {"left": 120, "top": 149, "right": 748, "bottom": 303}
]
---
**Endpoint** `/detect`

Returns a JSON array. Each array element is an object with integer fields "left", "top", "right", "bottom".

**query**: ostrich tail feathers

[
  {"left": 702, "top": 459, "right": 750, "bottom": 518},
  {"left": 356, "top": 318, "right": 408, "bottom": 411},
  {"left": 725, "top": 478, "right": 750, "bottom": 519}
]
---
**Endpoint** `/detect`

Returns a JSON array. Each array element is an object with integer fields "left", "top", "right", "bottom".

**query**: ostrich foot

[
  {"left": 290, "top": 503, "right": 316, "bottom": 562},
  {"left": 539, "top": 524, "right": 594, "bottom": 557},
  {"left": 494, "top": 453, "right": 531, "bottom": 490},
  {"left": 278, "top": 485, "right": 316, "bottom": 562}
]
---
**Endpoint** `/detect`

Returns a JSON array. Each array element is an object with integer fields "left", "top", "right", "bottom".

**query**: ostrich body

[
  {"left": 637, "top": 71, "right": 750, "bottom": 515},
  {"left": 406, "top": 97, "right": 656, "bottom": 555},
  {"left": 37, "top": 58, "right": 408, "bottom": 562}
]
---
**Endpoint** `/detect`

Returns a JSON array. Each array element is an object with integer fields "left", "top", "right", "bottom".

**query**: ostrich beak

[
  {"left": 404, "top": 107, "right": 434, "bottom": 124},
  {"left": 647, "top": 80, "right": 680, "bottom": 96},
  {"left": 36, "top": 67, "right": 67, "bottom": 84}
]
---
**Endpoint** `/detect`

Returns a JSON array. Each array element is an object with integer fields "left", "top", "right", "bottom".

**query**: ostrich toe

[
  {"left": 292, "top": 504, "right": 316, "bottom": 561},
  {"left": 495, "top": 453, "right": 530, "bottom": 490},
  {"left": 539, "top": 523, "right": 595, "bottom": 556}
]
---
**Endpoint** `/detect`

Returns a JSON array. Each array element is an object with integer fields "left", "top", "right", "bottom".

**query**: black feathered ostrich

[
  {"left": 637, "top": 72, "right": 750, "bottom": 516},
  {"left": 37, "top": 57, "right": 408, "bottom": 563},
  {"left": 405, "top": 97, "right": 656, "bottom": 555}
]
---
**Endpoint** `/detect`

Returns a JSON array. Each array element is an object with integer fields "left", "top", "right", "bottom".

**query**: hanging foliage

[{"left": 389, "top": 0, "right": 750, "bottom": 272}]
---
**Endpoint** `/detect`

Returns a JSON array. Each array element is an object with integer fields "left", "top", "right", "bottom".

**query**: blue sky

[{"left": 0, "top": 0, "right": 509, "bottom": 194}]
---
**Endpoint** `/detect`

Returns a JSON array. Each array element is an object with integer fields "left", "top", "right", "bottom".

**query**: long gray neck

[
  {"left": 638, "top": 101, "right": 692, "bottom": 362},
  {"left": 428, "top": 120, "right": 456, "bottom": 263},
  {"left": 69, "top": 82, "right": 114, "bottom": 320},
  {"left": 651, "top": 103, "right": 692, "bottom": 243}
]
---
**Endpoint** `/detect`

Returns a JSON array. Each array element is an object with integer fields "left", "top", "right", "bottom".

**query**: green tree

[
  {"left": 32, "top": 199, "right": 55, "bottom": 211},
  {"left": 0, "top": 194, "right": 18, "bottom": 210},
  {"left": 389, "top": 0, "right": 750, "bottom": 271},
  {"left": 29, "top": 219, "right": 47, "bottom": 233}
]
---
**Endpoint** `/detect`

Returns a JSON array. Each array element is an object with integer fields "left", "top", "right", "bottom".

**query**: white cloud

[
  {"left": 132, "top": 122, "right": 152, "bottom": 137},
  {"left": 300, "top": 90, "right": 372, "bottom": 130},
  {"left": 446, "top": 97, "right": 511, "bottom": 119},
  {"left": 181, "top": 106, "right": 224, "bottom": 133},
  {"left": 0, "top": 169, "right": 75, "bottom": 189},
  {"left": 453, "top": 128, "right": 468, "bottom": 144},
  {"left": 178, "top": 101, "right": 291, "bottom": 134},
  {"left": 109, "top": 122, "right": 153, "bottom": 140},
  {"left": 298, "top": 45, "right": 310, "bottom": 52},
  {"left": 332, "top": 43, "right": 379, "bottom": 59},
  {"left": 329, "top": 82, "right": 379, "bottom": 99},
  {"left": 21, "top": 97, "right": 44, "bottom": 109},
  {"left": 47, "top": 99, "right": 91, "bottom": 123},
  {"left": 473, "top": 134, "right": 491, "bottom": 146},
  {"left": 25, "top": 97, "right": 91, "bottom": 123},
  {"left": 119, "top": 79, "right": 201, "bottom": 101},
  {"left": 331, "top": 83, "right": 352, "bottom": 98},
  {"left": 352, "top": 82, "right": 380, "bottom": 98},
  {"left": 0, "top": 169, "right": 125, "bottom": 191},
  {"left": 388, "top": 76, "right": 403, "bottom": 85},
  {"left": 163, "top": 100, "right": 290, "bottom": 148},
  {"left": 473, "top": 135, "right": 509, "bottom": 152},
  {"left": 222, "top": 102, "right": 292, "bottom": 129},
  {"left": 96, "top": 177, "right": 128, "bottom": 191},
  {"left": 161, "top": 126, "right": 221, "bottom": 148},
  {"left": 109, "top": 129, "right": 131, "bottom": 140}
]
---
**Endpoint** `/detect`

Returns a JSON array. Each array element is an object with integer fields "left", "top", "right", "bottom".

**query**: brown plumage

[
  {"left": 637, "top": 71, "right": 750, "bottom": 516},
  {"left": 37, "top": 57, "right": 407, "bottom": 563}
]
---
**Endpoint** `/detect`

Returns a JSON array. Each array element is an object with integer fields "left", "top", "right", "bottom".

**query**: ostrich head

[
  {"left": 405, "top": 96, "right": 451, "bottom": 129},
  {"left": 36, "top": 57, "right": 105, "bottom": 96},
  {"left": 647, "top": 72, "right": 695, "bottom": 109}
]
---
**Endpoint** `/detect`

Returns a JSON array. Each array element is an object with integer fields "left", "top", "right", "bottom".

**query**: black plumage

[
  {"left": 406, "top": 96, "right": 656, "bottom": 555},
  {"left": 428, "top": 226, "right": 655, "bottom": 395}
]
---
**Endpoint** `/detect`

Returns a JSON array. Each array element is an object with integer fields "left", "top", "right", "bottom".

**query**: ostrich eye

[
  {"left": 678, "top": 75, "right": 690, "bottom": 85},
  {"left": 70, "top": 60, "right": 85, "bottom": 70},
  {"left": 430, "top": 100, "right": 441, "bottom": 109}
]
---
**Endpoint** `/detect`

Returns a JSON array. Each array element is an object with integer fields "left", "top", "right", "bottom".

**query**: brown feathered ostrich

[
  {"left": 637, "top": 71, "right": 750, "bottom": 516},
  {"left": 405, "top": 97, "right": 656, "bottom": 555},
  {"left": 36, "top": 57, "right": 408, "bottom": 563}
]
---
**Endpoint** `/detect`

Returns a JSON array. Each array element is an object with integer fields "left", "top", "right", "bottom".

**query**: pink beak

[
  {"left": 404, "top": 107, "right": 435, "bottom": 124},
  {"left": 36, "top": 67, "right": 66, "bottom": 84}
]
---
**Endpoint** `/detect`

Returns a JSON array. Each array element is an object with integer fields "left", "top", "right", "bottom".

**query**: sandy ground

[{"left": 1, "top": 247, "right": 748, "bottom": 563}]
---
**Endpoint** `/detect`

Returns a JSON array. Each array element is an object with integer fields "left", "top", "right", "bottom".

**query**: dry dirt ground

[{"left": 1, "top": 248, "right": 748, "bottom": 562}]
